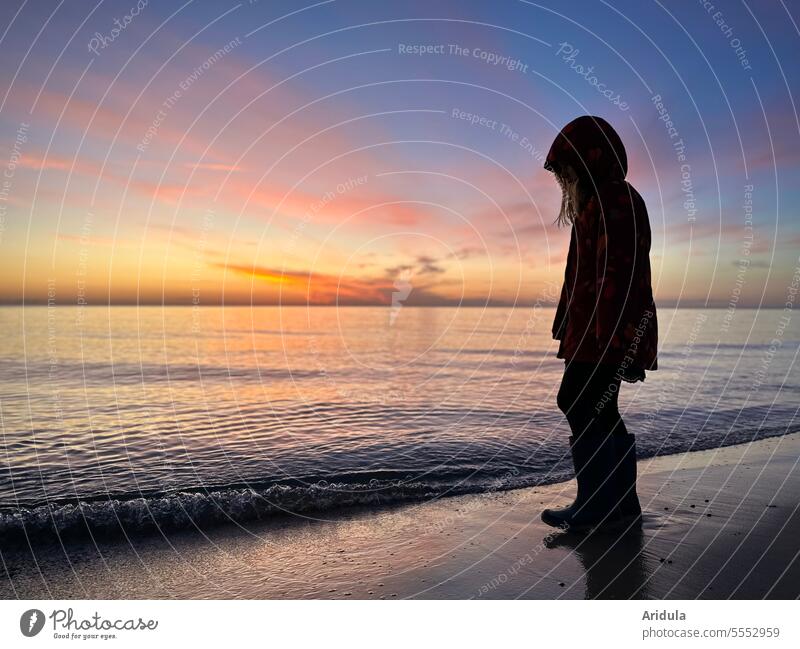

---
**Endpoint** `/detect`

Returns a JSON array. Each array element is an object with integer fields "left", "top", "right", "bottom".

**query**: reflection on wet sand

[{"left": 545, "top": 525, "right": 651, "bottom": 599}]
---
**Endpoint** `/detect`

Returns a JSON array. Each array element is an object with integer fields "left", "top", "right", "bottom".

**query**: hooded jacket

[{"left": 546, "top": 116, "right": 658, "bottom": 377}]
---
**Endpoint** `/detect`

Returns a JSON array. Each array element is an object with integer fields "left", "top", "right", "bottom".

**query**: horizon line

[{"left": 0, "top": 302, "right": 786, "bottom": 309}]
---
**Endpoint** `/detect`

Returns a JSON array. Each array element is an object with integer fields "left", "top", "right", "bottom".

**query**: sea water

[{"left": 0, "top": 305, "right": 797, "bottom": 539}]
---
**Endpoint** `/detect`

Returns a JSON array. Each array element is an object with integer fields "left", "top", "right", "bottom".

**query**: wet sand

[{"left": 2, "top": 433, "right": 799, "bottom": 599}]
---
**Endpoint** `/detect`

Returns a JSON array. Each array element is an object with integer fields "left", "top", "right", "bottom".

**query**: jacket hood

[{"left": 544, "top": 115, "right": 627, "bottom": 181}]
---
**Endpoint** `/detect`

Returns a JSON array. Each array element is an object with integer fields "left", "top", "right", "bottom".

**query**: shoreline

[
  {"left": 3, "top": 426, "right": 796, "bottom": 545},
  {"left": 2, "top": 433, "right": 800, "bottom": 599}
]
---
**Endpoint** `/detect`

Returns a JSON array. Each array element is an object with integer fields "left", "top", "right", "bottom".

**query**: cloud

[
  {"left": 217, "top": 262, "right": 394, "bottom": 305},
  {"left": 732, "top": 258, "right": 771, "bottom": 269},
  {"left": 185, "top": 162, "right": 247, "bottom": 172},
  {"left": 414, "top": 254, "right": 446, "bottom": 274}
]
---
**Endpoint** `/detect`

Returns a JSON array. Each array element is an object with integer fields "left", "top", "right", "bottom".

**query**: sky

[{"left": 0, "top": 0, "right": 798, "bottom": 307}]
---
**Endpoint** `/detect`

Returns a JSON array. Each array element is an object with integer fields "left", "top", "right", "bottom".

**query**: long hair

[{"left": 554, "top": 167, "right": 590, "bottom": 227}]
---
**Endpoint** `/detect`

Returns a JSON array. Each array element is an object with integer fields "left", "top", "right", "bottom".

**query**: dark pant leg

[
  {"left": 557, "top": 361, "right": 595, "bottom": 437},
  {"left": 557, "top": 361, "right": 624, "bottom": 439},
  {"left": 594, "top": 368, "right": 628, "bottom": 438}
]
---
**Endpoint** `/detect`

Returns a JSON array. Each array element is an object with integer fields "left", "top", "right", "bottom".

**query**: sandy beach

[{"left": 2, "top": 433, "right": 799, "bottom": 599}]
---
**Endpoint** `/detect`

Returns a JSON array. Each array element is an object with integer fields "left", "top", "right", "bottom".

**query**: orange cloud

[
  {"left": 219, "top": 262, "right": 399, "bottom": 305},
  {"left": 185, "top": 162, "right": 247, "bottom": 172}
]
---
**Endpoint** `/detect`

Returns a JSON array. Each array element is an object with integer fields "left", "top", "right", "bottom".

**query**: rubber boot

[
  {"left": 541, "top": 433, "right": 622, "bottom": 532},
  {"left": 612, "top": 433, "right": 642, "bottom": 525},
  {"left": 539, "top": 436, "right": 582, "bottom": 524}
]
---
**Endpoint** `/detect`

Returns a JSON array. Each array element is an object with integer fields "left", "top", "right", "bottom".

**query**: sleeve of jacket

[
  {"left": 552, "top": 228, "right": 576, "bottom": 340},
  {"left": 595, "top": 189, "right": 639, "bottom": 350}
]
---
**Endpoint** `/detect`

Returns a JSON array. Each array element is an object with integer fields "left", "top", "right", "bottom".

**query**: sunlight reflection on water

[{"left": 0, "top": 305, "right": 797, "bottom": 506}]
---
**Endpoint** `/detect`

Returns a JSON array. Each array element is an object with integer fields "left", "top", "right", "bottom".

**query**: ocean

[{"left": 0, "top": 305, "right": 797, "bottom": 542}]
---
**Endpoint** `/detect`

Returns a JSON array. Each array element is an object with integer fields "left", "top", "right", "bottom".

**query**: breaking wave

[
  {"left": 0, "top": 468, "right": 568, "bottom": 547},
  {"left": 2, "top": 421, "right": 796, "bottom": 547}
]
